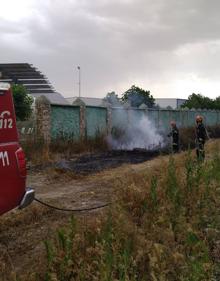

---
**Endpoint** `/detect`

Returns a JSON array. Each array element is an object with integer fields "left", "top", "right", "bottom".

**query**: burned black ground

[{"left": 55, "top": 149, "right": 163, "bottom": 175}]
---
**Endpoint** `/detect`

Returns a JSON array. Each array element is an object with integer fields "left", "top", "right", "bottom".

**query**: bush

[{"left": 12, "top": 84, "right": 33, "bottom": 121}]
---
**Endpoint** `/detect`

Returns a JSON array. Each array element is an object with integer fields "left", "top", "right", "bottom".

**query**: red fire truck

[{"left": 0, "top": 83, "right": 34, "bottom": 215}]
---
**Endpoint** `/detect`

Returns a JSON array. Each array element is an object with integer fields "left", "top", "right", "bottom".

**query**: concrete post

[
  {"left": 35, "top": 96, "right": 51, "bottom": 144},
  {"left": 80, "top": 105, "right": 86, "bottom": 139},
  {"left": 107, "top": 106, "right": 112, "bottom": 135},
  {"left": 158, "top": 109, "right": 160, "bottom": 129}
]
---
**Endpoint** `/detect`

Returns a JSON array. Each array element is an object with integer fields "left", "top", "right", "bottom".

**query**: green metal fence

[
  {"left": 85, "top": 106, "right": 107, "bottom": 137},
  {"left": 49, "top": 105, "right": 220, "bottom": 141},
  {"left": 111, "top": 108, "right": 220, "bottom": 130},
  {"left": 111, "top": 108, "right": 129, "bottom": 129},
  {"left": 50, "top": 104, "right": 80, "bottom": 139}
]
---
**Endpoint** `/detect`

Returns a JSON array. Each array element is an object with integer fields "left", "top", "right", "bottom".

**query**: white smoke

[{"left": 108, "top": 116, "right": 164, "bottom": 150}]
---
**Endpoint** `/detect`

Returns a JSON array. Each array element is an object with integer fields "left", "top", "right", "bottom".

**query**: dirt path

[{"left": 0, "top": 172, "right": 112, "bottom": 278}]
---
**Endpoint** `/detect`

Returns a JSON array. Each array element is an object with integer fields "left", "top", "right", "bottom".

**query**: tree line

[
  {"left": 181, "top": 93, "right": 220, "bottom": 110},
  {"left": 12, "top": 83, "right": 220, "bottom": 122},
  {"left": 105, "top": 85, "right": 156, "bottom": 108},
  {"left": 106, "top": 86, "right": 220, "bottom": 110}
]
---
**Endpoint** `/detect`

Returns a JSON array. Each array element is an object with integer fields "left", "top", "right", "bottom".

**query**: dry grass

[
  {"left": 17, "top": 140, "right": 219, "bottom": 281},
  {"left": 1, "top": 140, "right": 220, "bottom": 280},
  {"left": 21, "top": 134, "right": 109, "bottom": 165},
  {"left": 22, "top": 125, "right": 220, "bottom": 166}
]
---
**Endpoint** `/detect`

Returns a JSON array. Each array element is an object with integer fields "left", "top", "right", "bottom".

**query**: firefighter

[
  {"left": 167, "top": 121, "right": 179, "bottom": 153},
  {"left": 195, "top": 115, "right": 208, "bottom": 161}
]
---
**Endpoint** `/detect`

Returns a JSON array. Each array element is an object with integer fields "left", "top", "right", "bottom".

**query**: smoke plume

[{"left": 108, "top": 116, "right": 164, "bottom": 150}]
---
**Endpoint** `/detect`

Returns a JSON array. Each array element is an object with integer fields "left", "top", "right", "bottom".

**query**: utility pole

[{"left": 77, "top": 66, "right": 81, "bottom": 97}]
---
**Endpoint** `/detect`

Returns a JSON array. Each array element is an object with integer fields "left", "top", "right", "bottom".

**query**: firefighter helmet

[
  {"left": 170, "top": 120, "right": 176, "bottom": 126},
  {"left": 196, "top": 115, "right": 203, "bottom": 122}
]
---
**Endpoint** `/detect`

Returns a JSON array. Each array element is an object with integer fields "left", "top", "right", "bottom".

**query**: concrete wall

[{"left": 23, "top": 97, "right": 220, "bottom": 143}]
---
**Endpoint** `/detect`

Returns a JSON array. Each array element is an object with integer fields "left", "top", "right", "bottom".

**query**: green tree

[
  {"left": 104, "top": 91, "right": 121, "bottom": 106},
  {"left": 12, "top": 84, "right": 33, "bottom": 121},
  {"left": 181, "top": 93, "right": 216, "bottom": 110},
  {"left": 121, "top": 85, "right": 155, "bottom": 108},
  {"left": 214, "top": 96, "right": 220, "bottom": 110}
]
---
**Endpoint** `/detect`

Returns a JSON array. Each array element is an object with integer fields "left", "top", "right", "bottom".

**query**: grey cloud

[{"left": 1, "top": 0, "right": 220, "bottom": 98}]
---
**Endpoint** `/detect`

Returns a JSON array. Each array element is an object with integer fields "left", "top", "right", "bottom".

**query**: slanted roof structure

[
  {"left": 0, "top": 63, "right": 68, "bottom": 105},
  {"left": 155, "top": 98, "right": 187, "bottom": 109},
  {"left": 66, "top": 96, "right": 110, "bottom": 107}
]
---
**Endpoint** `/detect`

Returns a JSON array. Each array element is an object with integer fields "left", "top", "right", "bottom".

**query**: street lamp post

[{"left": 77, "top": 66, "right": 81, "bottom": 97}]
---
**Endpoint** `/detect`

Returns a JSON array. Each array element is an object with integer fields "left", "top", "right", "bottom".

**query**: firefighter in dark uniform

[
  {"left": 167, "top": 121, "right": 179, "bottom": 153},
  {"left": 195, "top": 115, "right": 208, "bottom": 161}
]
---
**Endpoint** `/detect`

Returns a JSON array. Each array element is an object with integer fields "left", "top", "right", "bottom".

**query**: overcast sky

[{"left": 1, "top": 0, "right": 220, "bottom": 99}]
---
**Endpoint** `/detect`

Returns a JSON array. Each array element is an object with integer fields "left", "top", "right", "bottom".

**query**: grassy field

[
  {"left": 1, "top": 140, "right": 220, "bottom": 281},
  {"left": 35, "top": 141, "right": 220, "bottom": 280}
]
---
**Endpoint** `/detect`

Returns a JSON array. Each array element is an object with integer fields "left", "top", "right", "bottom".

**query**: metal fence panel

[
  {"left": 86, "top": 106, "right": 107, "bottom": 137},
  {"left": 112, "top": 108, "right": 129, "bottom": 129},
  {"left": 51, "top": 105, "right": 80, "bottom": 139},
  {"left": 148, "top": 109, "right": 159, "bottom": 128},
  {"left": 129, "top": 108, "right": 146, "bottom": 124}
]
